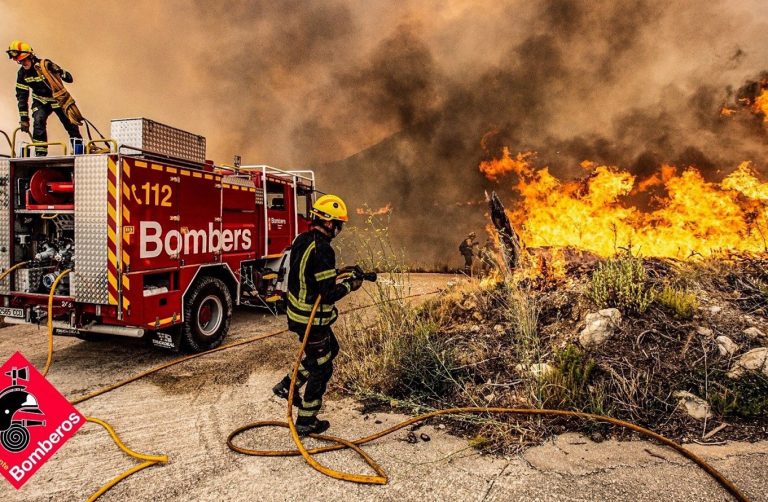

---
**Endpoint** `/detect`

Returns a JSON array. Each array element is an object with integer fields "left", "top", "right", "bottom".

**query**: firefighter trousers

[
  {"left": 277, "top": 326, "right": 339, "bottom": 423},
  {"left": 463, "top": 254, "right": 473, "bottom": 274},
  {"left": 32, "top": 101, "right": 82, "bottom": 155}
]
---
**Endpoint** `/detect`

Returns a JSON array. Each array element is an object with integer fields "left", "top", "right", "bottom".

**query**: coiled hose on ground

[{"left": 227, "top": 296, "right": 751, "bottom": 502}]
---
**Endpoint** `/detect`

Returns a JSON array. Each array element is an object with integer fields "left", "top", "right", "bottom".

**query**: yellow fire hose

[
  {"left": 41, "top": 269, "right": 168, "bottom": 502},
  {"left": 0, "top": 261, "right": 751, "bottom": 501},
  {"left": 29, "top": 271, "right": 435, "bottom": 500},
  {"left": 227, "top": 296, "right": 752, "bottom": 502},
  {"left": 0, "top": 261, "right": 29, "bottom": 282},
  {"left": 38, "top": 59, "right": 84, "bottom": 127}
]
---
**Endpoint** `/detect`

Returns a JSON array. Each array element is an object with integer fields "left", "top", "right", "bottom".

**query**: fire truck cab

[{"left": 0, "top": 118, "right": 315, "bottom": 351}]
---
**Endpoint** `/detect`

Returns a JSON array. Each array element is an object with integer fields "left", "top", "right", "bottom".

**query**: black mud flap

[
  {"left": 149, "top": 329, "right": 183, "bottom": 352},
  {"left": 54, "top": 327, "right": 80, "bottom": 337}
]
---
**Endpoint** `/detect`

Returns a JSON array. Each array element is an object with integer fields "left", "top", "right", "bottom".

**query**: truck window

[
  {"left": 266, "top": 181, "right": 285, "bottom": 210},
  {"left": 296, "top": 186, "right": 313, "bottom": 218}
]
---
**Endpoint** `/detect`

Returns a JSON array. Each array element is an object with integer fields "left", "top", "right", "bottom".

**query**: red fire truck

[{"left": 0, "top": 118, "right": 315, "bottom": 351}]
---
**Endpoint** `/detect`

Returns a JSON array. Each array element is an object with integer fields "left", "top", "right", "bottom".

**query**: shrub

[
  {"left": 336, "top": 299, "right": 460, "bottom": 402},
  {"left": 656, "top": 285, "right": 698, "bottom": 319},
  {"left": 588, "top": 256, "right": 654, "bottom": 314},
  {"left": 334, "top": 214, "right": 459, "bottom": 402},
  {"left": 540, "top": 344, "right": 605, "bottom": 412},
  {"left": 709, "top": 373, "right": 768, "bottom": 418}
]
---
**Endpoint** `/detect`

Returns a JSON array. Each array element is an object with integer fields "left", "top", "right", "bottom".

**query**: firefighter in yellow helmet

[
  {"left": 272, "top": 194, "right": 363, "bottom": 435},
  {"left": 6, "top": 40, "right": 81, "bottom": 156}
]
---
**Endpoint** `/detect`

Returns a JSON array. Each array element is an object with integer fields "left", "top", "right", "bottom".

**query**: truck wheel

[{"left": 182, "top": 276, "right": 232, "bottom": 352}]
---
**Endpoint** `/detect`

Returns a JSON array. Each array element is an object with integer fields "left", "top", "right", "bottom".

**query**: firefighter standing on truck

[
  {"left": 7, "top": 40, "right": 81, "bottom": 156},
  {"left": 272, "top": 194, "right": 363, "bottom": 436}
]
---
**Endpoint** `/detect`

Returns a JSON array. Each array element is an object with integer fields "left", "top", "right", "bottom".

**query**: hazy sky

[
  {"left": 2, "top": 1, "right": 767, "bottom": 264},
  {"left": 2, "top": 0, "right": 765, "bottom": 167}
]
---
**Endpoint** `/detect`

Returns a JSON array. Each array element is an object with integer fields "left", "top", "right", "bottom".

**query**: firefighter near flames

[{"left": 272, "top": 194, "right": 376, "bottom": 435}]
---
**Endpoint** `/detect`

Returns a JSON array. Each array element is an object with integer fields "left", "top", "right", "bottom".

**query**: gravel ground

[{"left": 0, "top": 273, "right": 765, "bottom": 501}]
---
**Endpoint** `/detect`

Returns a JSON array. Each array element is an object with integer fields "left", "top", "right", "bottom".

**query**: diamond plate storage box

[
  {"left": 73, "top": 155, "right": 109, "bottom": 304},
  {"left": 110, "top": 118, "right": 206, "bottom": 164}
]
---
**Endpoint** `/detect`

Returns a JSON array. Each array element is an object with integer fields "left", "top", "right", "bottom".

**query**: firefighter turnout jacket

[
  {"left": 286, "top": 229, "right": 352, "bottom": 328},
  {"left": 15, "top": 58, "right": 73, "bottom": 119}
]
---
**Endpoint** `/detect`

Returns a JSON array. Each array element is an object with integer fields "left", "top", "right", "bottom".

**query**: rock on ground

[
  {"left": 716, "top": 336, "right": 739, "bottom": 357},
  {"left": 673, "top": 391, "right": 712, "bottom": 420},
  {"left": 579, "top": 308, "right": 621, "bottom": 348},
  {"left": 743, "top": 327, "right": 767, "bottom": 346},
  {"left": 728, "top": 348, "right": 768, "bottom": 379}
]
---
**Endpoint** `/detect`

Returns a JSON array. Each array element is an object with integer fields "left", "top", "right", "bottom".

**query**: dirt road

[{"left": 0, "top": 274, "right": 765, "bottom": 501}]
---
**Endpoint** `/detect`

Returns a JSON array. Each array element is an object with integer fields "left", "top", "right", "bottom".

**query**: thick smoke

[{"left": 1, "top": 0, "right": 767, "bottom": 266}]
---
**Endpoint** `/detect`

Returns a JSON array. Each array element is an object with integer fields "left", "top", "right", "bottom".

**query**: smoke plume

[{"left": 1, "top": 0, "right": 767, "bottom": 266}]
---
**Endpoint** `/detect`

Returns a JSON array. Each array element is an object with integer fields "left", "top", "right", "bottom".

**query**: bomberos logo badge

[{"left": 0, "top": 352, "right": 84, "bottom": 489}]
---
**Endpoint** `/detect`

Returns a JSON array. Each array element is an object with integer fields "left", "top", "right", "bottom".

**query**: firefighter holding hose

[
  {"left": 272, "top": 194, "right": 364, "bottom": 435},
  {"left": 7, "top": 40, "right": 82, "bottom": 156}
]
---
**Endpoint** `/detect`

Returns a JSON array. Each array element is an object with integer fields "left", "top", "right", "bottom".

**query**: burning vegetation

[
  {"left": 479, "top": 149, "right": 768, "bottom": 258},
  {"left": 334, "top": 155, "right": 768, "bottom": 451}
]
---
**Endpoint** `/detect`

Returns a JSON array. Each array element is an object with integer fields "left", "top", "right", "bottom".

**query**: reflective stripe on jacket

[
  {"left": 16, "top": 58, "right": 73, "bottom": 117},
  {"left": 286, "top": 229, "right": 351, "bottom": 327}
]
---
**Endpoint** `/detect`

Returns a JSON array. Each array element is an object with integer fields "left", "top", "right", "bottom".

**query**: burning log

[{"left": 485, "top": 190, "right": 521, "bottom": 271}]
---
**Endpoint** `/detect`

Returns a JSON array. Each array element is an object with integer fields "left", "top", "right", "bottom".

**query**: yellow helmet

[
  {"left": 311, "top": 194, "right": 348, "bottom": 222},
  {"left": 7, "top": 40, "right": 33, "bottom": 62}
]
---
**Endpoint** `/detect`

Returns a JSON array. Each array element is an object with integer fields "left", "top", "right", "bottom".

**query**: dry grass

[{"left": 334, "top": 222, "right": 768, "bottom": 451}]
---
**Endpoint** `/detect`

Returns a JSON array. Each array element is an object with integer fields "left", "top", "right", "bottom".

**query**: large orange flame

[
  {"left": 480, "top": 151, "right": 768, "bottom": 258},
  {"left": 479, "top": 148, "right": 536, "bottom": 182}
]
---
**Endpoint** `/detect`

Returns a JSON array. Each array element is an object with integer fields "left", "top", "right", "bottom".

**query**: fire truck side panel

[
  {"left": 118, "top": 158, "right": 184, "bottom": 328},
  {"left": 0, "top": 158, "right": 10, "bottom": 295},
  {"left": 73, "top": 155, "right": 112, "bottom": 305},
  {"left": 120, "top": 158, "right": 181, "bottom": 272},
  {"left": 220, "top": 180, "right": 260, "bottom": 297},
  {"left": 265, "top": 179, "right": 293, "bottom": 255},
  {"left": 122, "top": 269, "right": 182, "bottom": 329},
  {"left": 221, "top": 182, "right": 259, "bottom": 256},
  {"left": 178, "top": 169, "right": 223, "bottom": 266}
]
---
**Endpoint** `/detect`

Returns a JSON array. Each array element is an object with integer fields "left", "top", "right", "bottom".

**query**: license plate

[{"left": 0, "top": 307, "right": 24, "bottom": 318}]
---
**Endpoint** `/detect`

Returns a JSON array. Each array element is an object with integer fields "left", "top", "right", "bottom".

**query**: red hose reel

[{"left": 26, "top": 168, "right": 74, "bottom": 210}]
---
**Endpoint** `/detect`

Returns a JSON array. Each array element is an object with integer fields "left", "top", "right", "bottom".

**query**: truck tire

[{"left": 182, "top": 276, "right": 232, "bottom": 352}]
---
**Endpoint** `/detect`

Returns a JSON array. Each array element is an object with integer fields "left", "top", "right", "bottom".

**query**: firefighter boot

[
  {"left": 272, "top": 380, "right": 302, "bottom": 406},
  {"left": 295, "top": 417, "right": 331, "bottom": 436}
]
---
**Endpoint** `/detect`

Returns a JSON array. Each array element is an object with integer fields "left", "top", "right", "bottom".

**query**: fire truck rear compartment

[{"left": 8, "top": 158, "right": 75, "bottom": 296}]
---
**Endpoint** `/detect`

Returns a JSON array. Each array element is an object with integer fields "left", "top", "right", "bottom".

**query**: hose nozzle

[{"left": 337, "top": 266, "right": 377, "bottom": 282}]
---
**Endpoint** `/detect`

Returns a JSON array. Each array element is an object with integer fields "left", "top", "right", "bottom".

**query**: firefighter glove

[
  {"left": 19, "top": 119, "right": 29, "bottom": 133},
  {"left": 347, "top": 278, "right": 364, "bottom": 291}
]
